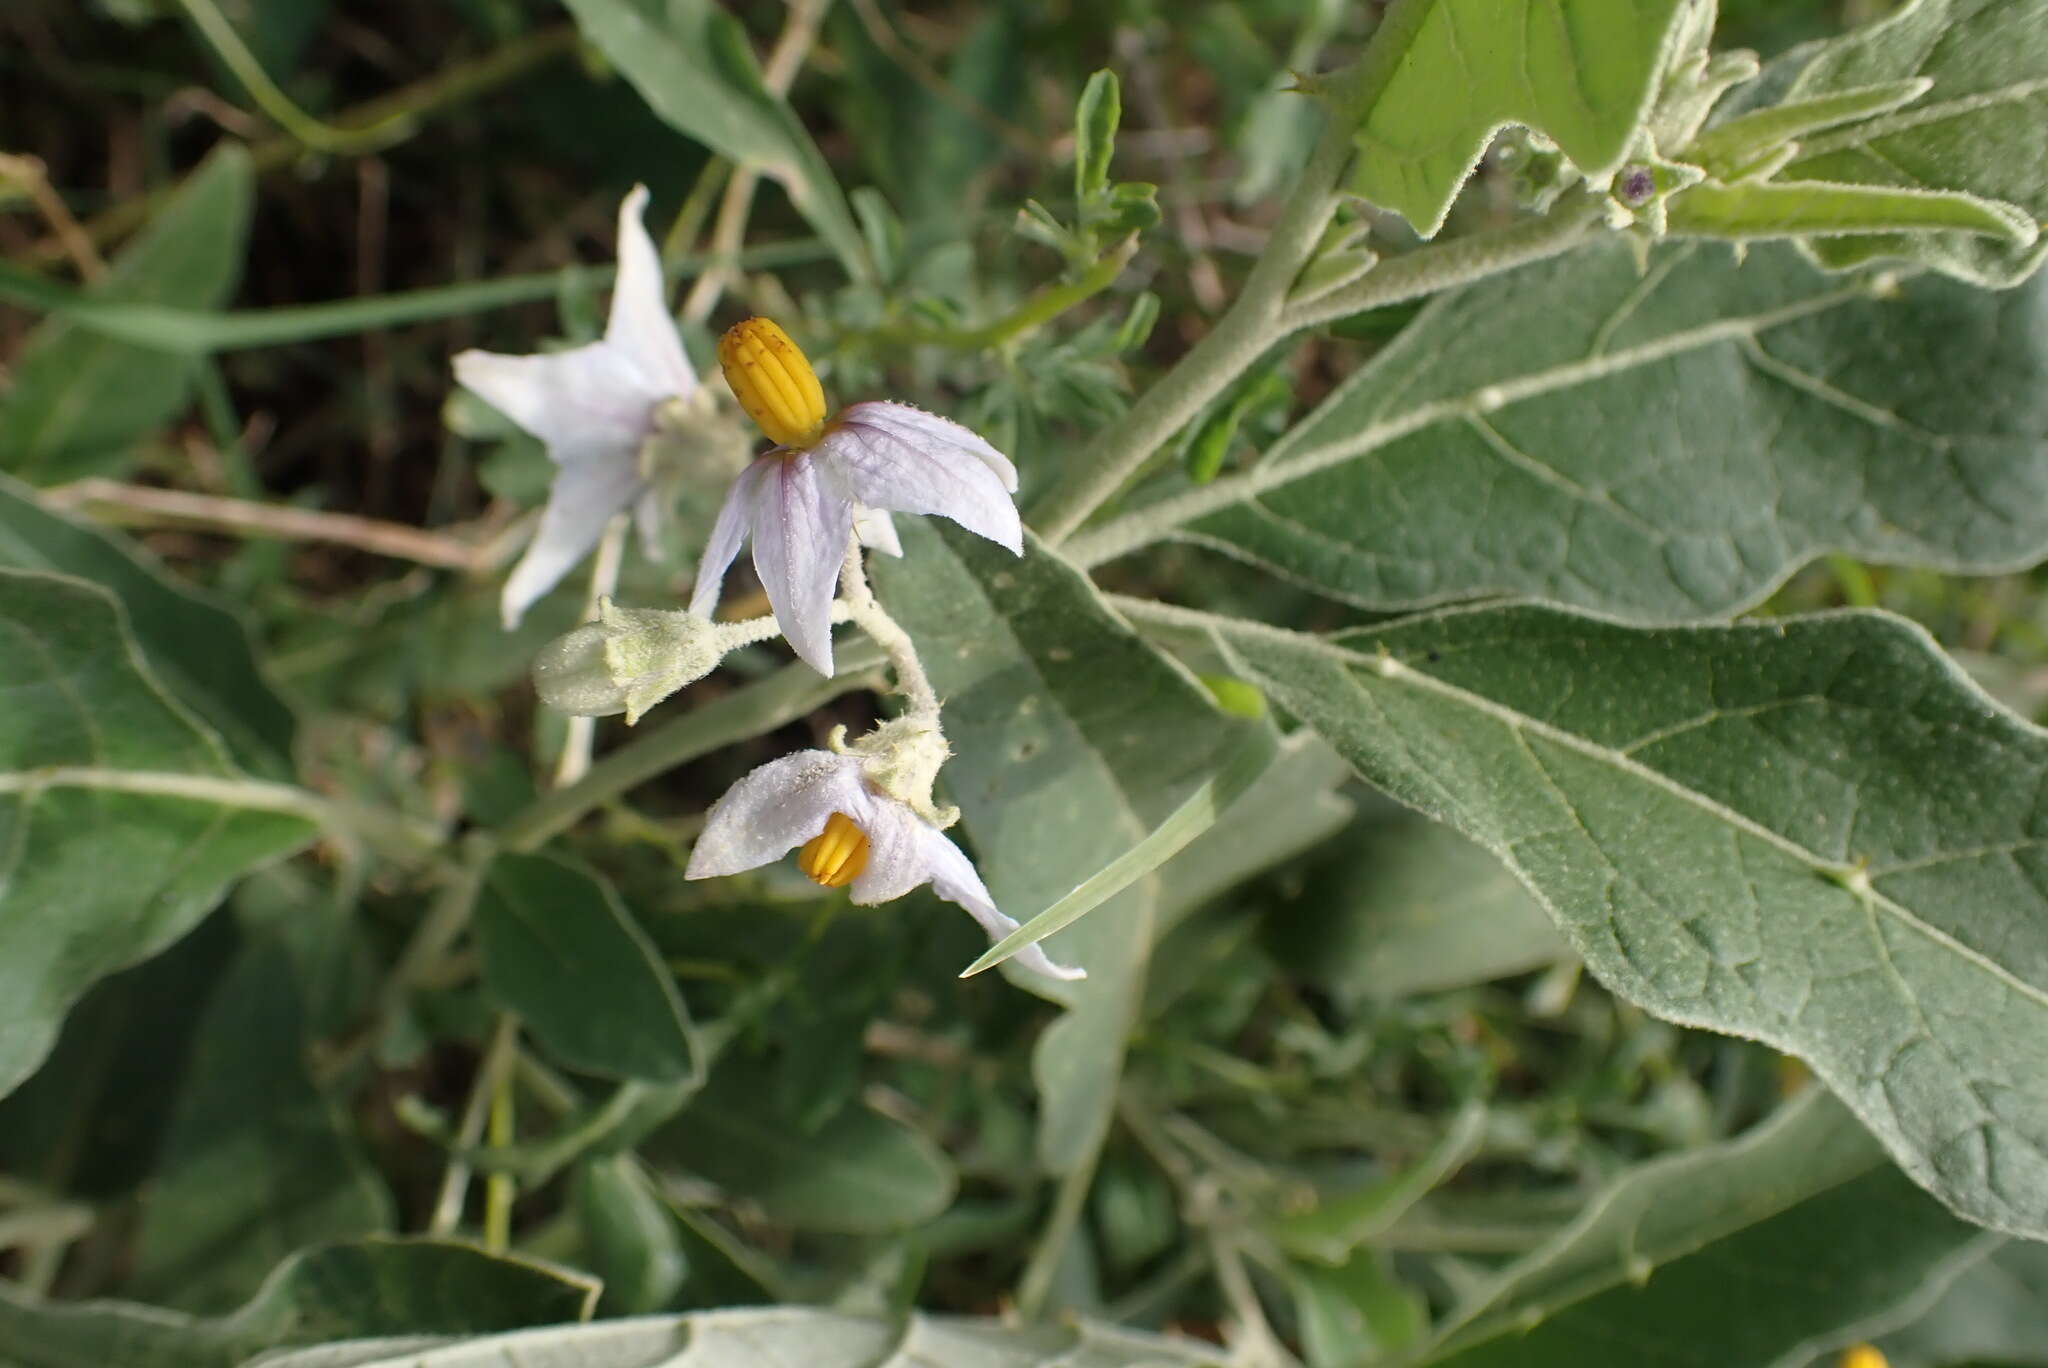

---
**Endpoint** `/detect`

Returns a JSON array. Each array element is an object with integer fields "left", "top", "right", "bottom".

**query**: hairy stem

[
  {"left": 429, "top": 1013, "right": 520, "bottom": 1236},
  {"left": 839, "top": 539, "right": 940, "bottom": 718}
]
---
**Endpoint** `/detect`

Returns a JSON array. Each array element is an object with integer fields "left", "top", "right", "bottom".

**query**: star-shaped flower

[
  {"left": 454, "top": 186, "right": 695, "bottom": 628},
  {"left": 689, "top": 317, "right": 1022, "bottom": 675},
  {"left": 684, "top": 745, "right": 1084, "bottom": 983}
]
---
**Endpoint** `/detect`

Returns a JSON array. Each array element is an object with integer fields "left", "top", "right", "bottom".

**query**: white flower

[
  {"left": 684, "top": 747, "right": 1084, "bottom": 983},
  {"left": 689, "top": 317, "right": 1021, "bottom": 675},
  {"left": 454, "top": 186, "right": 696, "bottom": 628}
]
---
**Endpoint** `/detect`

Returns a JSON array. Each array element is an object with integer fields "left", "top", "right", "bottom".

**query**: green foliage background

[{"left": 1, "top": 0, "right": 2046, "bottom": 1364}]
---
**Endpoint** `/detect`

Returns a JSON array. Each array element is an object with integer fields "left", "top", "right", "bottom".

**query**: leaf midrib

[{"left": 1069, "top": 279, "right": 1872, "bottom": 570}]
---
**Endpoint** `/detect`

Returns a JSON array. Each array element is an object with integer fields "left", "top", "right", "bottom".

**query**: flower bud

[{"left": 532, "top": 599, "right": 724, "bottom": 725}]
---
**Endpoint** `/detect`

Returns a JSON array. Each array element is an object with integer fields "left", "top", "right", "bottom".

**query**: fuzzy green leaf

[
  {"left": 250, "top": 1309, "right": 1222, "bottom": 1368},
  {"left": 0, "top": 1240, "right": 597, "bottom": 1368},
  {"left": 1667, "top": 178, "right": 2037, "bottom": 243},
  {"left": 559, "top": 0, "right": 868, "bottom": 280},
  {"left": 477, "top": 852, "right": 699, "bottom": 1084},
  {"left": 0, "top": 474, "right": 295, "bottom": 777},
  {"left": 1344, "top": 0, "right": 1691, "bottom": 236},
  {"left": 1768, "top": 0, "right": 2048, "bottom": 285},
  {"left": 1078, "top": 241, "right": 2048, "bottom": 623},
  {"left": 0, "top": 570, "right": 315, "bottom": 1100},
  {"left": 873, "top": 524, "right": 1251, "bottom": 1176},
  {"left": 1174, "top": 600, "right": 2048, "bottom": 1239}
]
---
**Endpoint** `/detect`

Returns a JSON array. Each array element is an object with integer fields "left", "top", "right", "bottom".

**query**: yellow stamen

[
  {"left": 1838, "top": 1349, "right": 1888, "bottom": 1368},
  {"left": 798, "top": 811, "right": 869, "bottom": 889},
  {"left": 718, "top": 316, "right": 828, "bottom": 449}
]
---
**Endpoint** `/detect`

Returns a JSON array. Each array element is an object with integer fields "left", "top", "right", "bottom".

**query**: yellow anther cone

[
  {"left": 719, "top": 316, "right": 827, "bottom": 448},
  {"left": 1839, "top": 1347, "right": 1888, "bottom": 1368},
  {"left": 799, "top": 811, "right": 870, "bottom": 888}
]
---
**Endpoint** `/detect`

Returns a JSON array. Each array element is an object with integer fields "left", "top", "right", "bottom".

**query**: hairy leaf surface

[
  {"left": 1771, "top": 0, "right": 2048, "bottom": 285},
  {"left": 1079, "top": 243, "right": 2048, "bottom": 621},
  {"left": 1346, "top": 0, "right": 1691, "bottom": 235},
  {"left": 0, "top": 1240, "right": 596, "bottom": 1368},
  {"left": 1183, "top": 600, "right": 2048, "bottom": 1238},
  {"left": 875, "top": 525, "right": 1248, "bottom": 1174},
  {"left": 0, "top": 571, "right": 314, "bottom": 1100},
  {"left": 250, "top": 1308, "right": 1222, "bottom": 1368}
]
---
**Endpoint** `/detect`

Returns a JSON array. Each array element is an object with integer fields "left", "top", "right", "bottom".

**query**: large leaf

[
  {"left": 1424, "top": 1167, "right": 1991, "bottom": 1367},
  {"left": 0, "top": 910, "right": 237, "bottom": 1199},
  {"left": 1266, "top": 807, "right": 1566, "bottom": 1005},
  {"left": 125, "top": 914, "right": 392, "bottom": 1311},
  {"left": 559, "top": 0, "right": 867, "bottom": 279},
  {"left": 872, "top": 525, "right": 1249, "bottom": 1175},
  {"left": 1769, "top": 0, "right": 2048, "bottom": 286},
  {"left": 477, "top": 852, "right": 698, "bottom": 1084},
  {"left": 252, "top": 1309, "right": 1222, "bottom": 1368},
  {"left": 0, "top": 1239, "right": 597, "bottom": 1368},
  {"left": 0, "top": 475, "right": 294, "bottom": 776},
  {"left": 0, "top": 147, "right": 253, "bottom": 483},
  {"left": 1074, "top": 241, "right": 2048, "bottom": 621},
  {"left": 1343, "top": 0, "right": 1691, "bottom": 236},
  {"left": 654, "top": 1062, "right": 956, "bottom": 1235},
  {"left": 1165, "top": 599, "right": 2048, "bottom": 1239},
  {"left": 1422, "top": 1089, "right": 1900, "bottom": 1355},
  {"left": 1877, "top": 1238, "right": 2048, "bottom": 1367},
  {"left": 0, "top": 570, "right": 315, "bottom": 1100}
]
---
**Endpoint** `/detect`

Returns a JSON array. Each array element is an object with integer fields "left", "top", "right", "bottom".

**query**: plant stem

[
  {"left": 429, "top": 1013, "right": 520, "bottom": 1236},
  {"left": 1015, "top": 1145, "right": 1103, "bottom": 1319},
  {"left": 495, "top": 645, "right": 884, "bottom": 853},
  {"left": 0, "top": 154, "right": 105, "bottom": 281},
  {"left": 483, "top": 1035, "right": 517, "bottom": 1253},
  {"left": 859, "top": 236, "right": 1140, "bottom": 352},
  {"left": 174, "top": 0, "right": 417, "bottom": 154},
  {"left": 28, "top": 25, "right": 579, "bottom": 266},
  {"left": 1065, "top": 195, "right": 1612, "bottom": 570},
  {"left": 1277, "top": 188, "right": 1610, "bottom": 333},
  {"left": 839, "top": 539, "right": 939, "bottom": 718},
  {"left": 679, "top": 0, "right": 832, "bottom": 325},
  {"left": 1028, "top": 112, "right": 1356, "bottom": 547},
  {"left": 45, "top": 478, "right": 504, "bottom": 570}
]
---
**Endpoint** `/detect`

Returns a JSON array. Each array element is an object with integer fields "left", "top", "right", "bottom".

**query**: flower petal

[
  {"left": 500, "top": 458, "right": 645, "bottom": 628},
  {"left": 841, "top": 401, "right": 1018, "bottom": 491},
  {"left": 454, "top": 342, "right": 660, "bottom": 462},
  {"left": 820, "top": 414, "right": 1022, "bottom": 555},
  {"left": 685, "top": 749, "right": 866, "bottom": 879},
  {"left": 688, "top": 459, "right": 767, "bottom": 618},
  {"left": 916, "top": 826, "right": 1087, "bottom": 981},
  {"left": 845, "top": 794, "right": 932, "bottom": 905},
  {"left": 852, "top": 505, "right": 902, "bottom": 558},
  {"left": 751, "top": 452, "right": 854, "bottom": 675},
  {"left": 605, "top": 185, "right": 697, "bottom": 398}
]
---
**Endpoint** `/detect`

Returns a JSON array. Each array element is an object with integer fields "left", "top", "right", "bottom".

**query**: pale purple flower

[
  {"left": 454, "top": 186, "right": 694, "bottom": 628},
  {"left": 684, "top": 748, "right": 1084, "bottom": 983},
  {"left": 689, "top": 401, "right": 1022, "bottom": 676}
]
